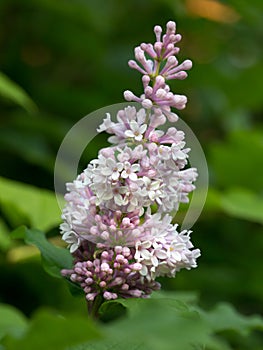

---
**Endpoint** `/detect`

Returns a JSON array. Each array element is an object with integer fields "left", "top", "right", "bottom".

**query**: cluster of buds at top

[
  {"left": 60, "top": 21, "right": 200, "bottom": 309},
  {"left": 124, "top": 21, "right": 192, "bottom": 122}
]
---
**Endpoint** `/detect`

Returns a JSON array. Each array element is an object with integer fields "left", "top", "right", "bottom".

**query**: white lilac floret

[{"left": 60, "top": 21, "right": 200, "bottom": 308}]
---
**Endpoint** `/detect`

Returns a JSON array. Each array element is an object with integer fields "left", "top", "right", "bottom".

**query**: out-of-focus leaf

[
  {"left": 0, "top": 72, "right": 37, "bottom": 113},
  {"left": 0, "top": 303, "right": 28, "bottom": 341},
  {"left": 101, "top": 297, "right": 209, "bottom": 350},
  {"left": 204, "top": 187, "right": 263, "bottom": 224},
  {"left": 209, "top": 130, "right": 263, "bottom": 191},
  {"left": 198, "top": 302, "right": 263, "bottom": 336},
  {"left": 11, "top": 226, "right": 73, "bottom": 278},
  {"left": 98, "top": 300, "right": 127, "bottom": 323},
  {"left": 3, "top": 308, "right": 101, "bottom": 350},
  {"left": 0, "top": 129, "right": 54, "bottom": 172},
  {"left": 0, "top": 177, "right": 63, "bottom": 231},
  {"left": 0, "top": 219, "right": 12, "bottom": 251},
  {"left": 220, "top": 188, "right": 263, "bottom": 224},
  {"left": 94, "top": 293, "right": 263, "bottom": 350}
]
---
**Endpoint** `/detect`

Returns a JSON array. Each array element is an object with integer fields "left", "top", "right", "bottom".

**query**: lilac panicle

[{"left": 60, "top": 21, "right": 200, "bottom": 308}]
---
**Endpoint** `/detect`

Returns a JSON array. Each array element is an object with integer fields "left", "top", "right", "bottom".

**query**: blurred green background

[{"left": 0, "top": 0, "right": 263, "bottom": 347}]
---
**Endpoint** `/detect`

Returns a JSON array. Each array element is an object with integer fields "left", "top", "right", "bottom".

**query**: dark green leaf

[
  {"left": 0, "top": 72, "right": 37, "bottom": 113},
  {"left": 11, "top": 226, "right": 73, "bottom": 278},
  {"left": 0, "top": 219, "right": 12, "bottom": 251},
  {"left": 220, "top": 188, "right": 263, "bottom": 224},
  {"left": 98, "top": 300, "right": 127, "bottom": 323},
  {"left": 210, "top": 130, "right": 263, "bottom": 191},
  {"left": 0, "top": 176, "right": 63, "bottom": 231},
  {"left": 104, "top": 297, "right": 208, "bottom": 350},
  {"left": 0, "top": 303, "right": 28, "bottom": 341},
  {"left": 198, "top": 302, "right": 263, "bottom": 336},
  {"left": 3, "top": 308, "right": 101, "bottom": 350}
]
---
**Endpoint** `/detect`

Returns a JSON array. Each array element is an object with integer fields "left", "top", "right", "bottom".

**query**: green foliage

[
  {"left": 3, "top": 292, "right": 262, "bottom": 350},
  {"left": 2, "top": 308, "right": 101, "bottom": 350},
  {"left": 209, "top": 130, "right": 263, "bottom": 191},
  {"left": 0, "top": 304, "right": 27, "bottom": 341},
  {"left": 95, "top": 294, "right": 263, "bottom": 350},
  {"left": 220, "top": 188, "right": 263, "bottom": 224},
  {"left": 0, "top": 218, "right": 12, "bottom": 251},
  {"left": 11, "top": 226, "right": 73, "bottom": 278},
  {"left": 0, "top": 177, "right": 63, "bottom": 231},
  {"left": 0, "top": 72, "right": 37, "bottom": 113}
]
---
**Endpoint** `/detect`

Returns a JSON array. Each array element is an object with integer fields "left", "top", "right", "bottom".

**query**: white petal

[
  {"left": 171, "top": 251, "right": 182, "bottom": 261},
  {"left": 130, "top": 120, "right": 139, "bottom": 132},
  {"left": 139, "top": 124, "right": 147, "bottom": 134},
  {"left": 131, "top": 164, "right": 140, "bottom": 172},
  {"left": 155, "top": 250, "right": 167, "bottom": 259},
  {"left": 121, "top": 170, "right": 128, "bottom": 179},
  {"left": 129, "top": 172, "right": 137, "bottom": 181},
  {"left": 125, "top": 130, "right": 135, "bottom": 138},
  {"left": 134, "top": 134, "right": 143, "bottom": 141},
  {"left": 140, "top": 265, "right": 148, "bottom": 276},
  {"left": 112, "top": 171, "right": 120, "bottom": 181},
  {"left": 114, "top": 194, "right": 124, "bottom": 205},
  {"left": 70, "top": 242, "right": 79, "bottom": 253},
  {"left": 151, "top": 255, "right": 159, "bottom": 267}
]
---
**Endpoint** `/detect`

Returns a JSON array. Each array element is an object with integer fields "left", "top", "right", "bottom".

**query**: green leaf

[
  {"left": 3, "top": 308, "right": 101, "bottom": 350},
  {"left": 0, "top": 218, "right": 12, "bottom": 251},
  {"left": 220, "top": 188, "right": 263, "bottom": 224},
  {"left": 11, "top": 226, "right": 73, "bottom": 278},
  {"left": 210, "top": 129, "right": 263, "bottom": 191},
  {"left": 101, "top": 293, "right": 263, "bottom": 350},
  {"left": 0, "top": 303, "right": 28, "bottom": 341},
  {"left": 102, "top": 297, "right": 209, "bottom": 350},
  {"left": 98, "top": 300, "right": 127, "bottom": 323},
  {"left": 0, "top": 176, "right": 63, "bottom": 231},
  {"left": 198, "top": 302, "right": 263, "bottom": 336},
  {"left": 0, "top": 72, "right": 37, "bottom": 113},
  {"left": 68, "top": 292, "right": 263, "bottom": 350}
]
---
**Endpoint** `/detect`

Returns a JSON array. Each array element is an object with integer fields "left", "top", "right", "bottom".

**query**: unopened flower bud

[
  {"left": 166, "top": 21, "right": 176, "bottom": 33},
  {"left": 114, "top": 246, "right": 123, "bottom": 254},
  {"left": 124, "top": 90, "right": 135, "bottom": 101},
  {"left": 154, "top": 25, "right": 162, "bottom": 41},
  {"left": 101, "top": 262, "right": 110, "bottom": 272},
  {"left": 142, "top": 99, "right": 153, "bottom": 109},
  {"left": 132, "top": 262, "right": 142, "bottom": 271}
]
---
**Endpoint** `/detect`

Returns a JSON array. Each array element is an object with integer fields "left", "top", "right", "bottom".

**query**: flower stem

[{"left": 88, "top": 294, "right": 104, "bottom": 320}]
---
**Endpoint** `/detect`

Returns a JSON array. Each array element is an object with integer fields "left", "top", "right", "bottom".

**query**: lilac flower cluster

[{"left": 60, "top": 21, "right": 200, "bottom": 306}]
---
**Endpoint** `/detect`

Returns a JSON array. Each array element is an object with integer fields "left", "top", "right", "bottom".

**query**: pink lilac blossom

[{"left": 61, "top": 21, "right": 200, "bottom": 308}]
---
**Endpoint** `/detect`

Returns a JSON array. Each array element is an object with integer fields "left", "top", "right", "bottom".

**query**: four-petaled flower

[{"left": 125, "top": 120, "right": 147, "bottom": 141}]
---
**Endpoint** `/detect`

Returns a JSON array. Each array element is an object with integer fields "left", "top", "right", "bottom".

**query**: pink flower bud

[
  {"left": 101, "top": 262, "right": 110, "bottom": 272},
  {"left": 99, "top": 281, "right": 107, "bottom": 288},
  {"left": 154, "top": 25, "right": 162, "bottom": 42},
  {"left": 86, "top": 293, "right": 97, "bottom": 301},
  {"left": 122, "top": 247, "right": 131, "bottom": 257},
  {"left": 114, "top": 246, "right": 123, "bottom": 254},
  {"left": 132, "top": 262, "right": 142, "bottom": 271},
  {"left": 122, "top": 217, "right": 130, "bottom": 226},
  {"left": 156, "top": 88, "right": 167, "bottom": 99},
  {"left": 142, "top": 99, "right": 153, "bottom": 109},
  {"left": 147, "top": 169, "right": 157, "bottom": 177},
  {"left": 121, "top": 283, "right": 129, "bottom": 291},
  {"left": 124, "top": 90, "right": 135, "bottom": 101},
  {"left": 166, "top": 21, "right": 176, "bottom": 34}
]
